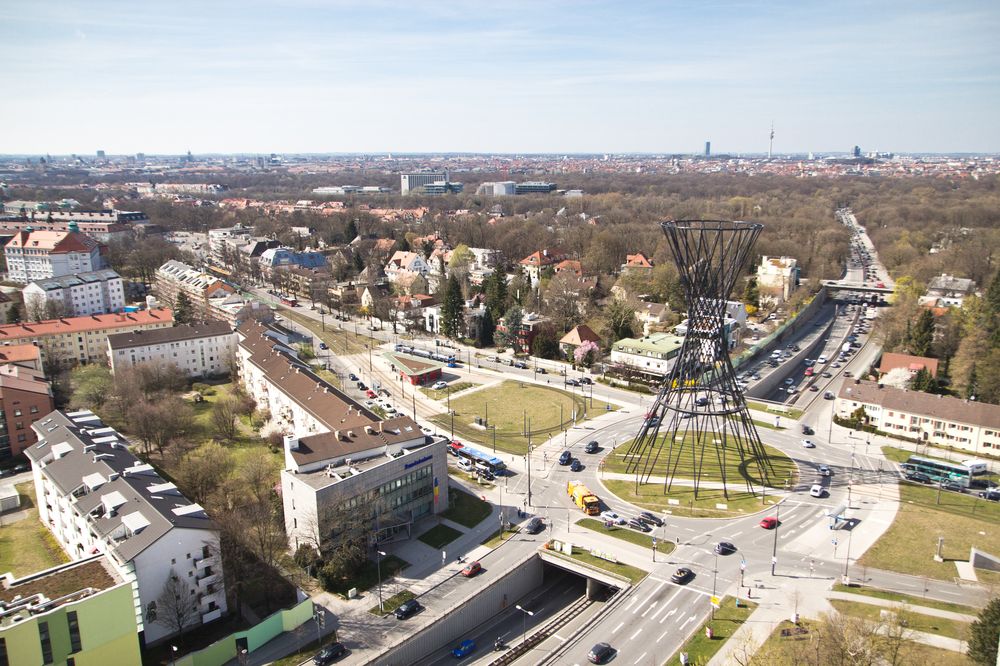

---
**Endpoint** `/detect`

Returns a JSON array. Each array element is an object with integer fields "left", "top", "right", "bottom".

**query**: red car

[
  {"left": 461, "top": 561, "right": 482, "bottom": 577},
  {"left": 759, "top": 516, "right": 778, "bottom": 529},
  {"left": 366, "top": 390, "right": 377, "bottom": 399}
]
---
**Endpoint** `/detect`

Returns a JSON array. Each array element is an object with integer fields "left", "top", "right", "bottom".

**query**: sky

[{"left": 1, "top": 0, "right": 999, "bottom": 155}]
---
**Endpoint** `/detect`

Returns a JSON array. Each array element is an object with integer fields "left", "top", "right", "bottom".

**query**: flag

[{"left": 434, "top": 476, "right": 439, "bottom": 505}]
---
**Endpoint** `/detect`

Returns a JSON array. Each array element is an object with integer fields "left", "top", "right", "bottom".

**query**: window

[
  {"left": 0, "top": 637, "right": 7, "bottom": 666},
  {"left": 13, "top": 409, "right": 21, "bottom": 417},
  {"left": 39, "top": 621, "right": 53, "bottom": 664},
  {"left": 68, "top": 611, "right": 82, "bottom": 652}
]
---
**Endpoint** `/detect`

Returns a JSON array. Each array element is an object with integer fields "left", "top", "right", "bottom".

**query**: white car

[
  {"left": 801, "top": 439, "right": 816, "bottom": 448},
  {"left": 786, "top": 385, "right": 798, "bottom": 394},
  {"left": 784, "top": 378, "right": 794, "bottom": 386},
  {"left": 809, "top": 484, "right": 825, "bottom": 498},
  {"left": 600, "top": 510, "right": 626, "bottom": 525},
  {"left": 431, "top": 381, "right": 448, "bottom": 390}
]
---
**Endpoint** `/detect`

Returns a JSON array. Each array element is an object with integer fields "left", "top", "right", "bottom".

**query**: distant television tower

[{"left": 768, "top": 122, "right": 775, "bottom": 159}]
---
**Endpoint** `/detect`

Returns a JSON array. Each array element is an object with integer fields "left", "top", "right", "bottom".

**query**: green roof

[{"left": 612, "top": 332, "right": 684, "bottom": 358}]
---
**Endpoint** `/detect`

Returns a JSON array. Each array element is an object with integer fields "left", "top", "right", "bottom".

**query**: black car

[
  {"left": 637, "top": 511, "right": 663, "bottom": 527},
  {"left": 356, "top": 381, "right": 367, "bottom": 390},
  {"left": 671, "top": 567, "right": 694, "bottom": 584},
  {"left": 570, "top": 459, "right": 583, "bottom": 472},
  {"left": 979, "top": 489, "right": 1000, "bottom": 501},
  {"left": 565, "top": 378, "right": 579, "bottom": 386},
  {"left": 349, "top": 373, "right": 358, "bottom": 381},
  {"left": 627, "top": 518, "right": 651, "bottom": 532},
  {"left": 319, "top": 342, "right": 329, "bottom": 350},
  {"left": 588, "top": 642, "right": 614, "bottom": 664},
  {"left": 579, "top": 377, "right": 593, "bottom": 385},
  {"left": 715, "top": 541, "right": 737, "bottom": 555},
  {"left": 513, "top": 361, "right": 528, "bottom": 369},
  {"left": 394, "top": 599, "right": 423, "bottom": 619},
  {"left": 536, "top": 367, "right": 547, "bottom": 374},
  {"left": 905, "top": 471, "right": 932, "bottom": 484},
  {"left": 525, "top": 517, "right": 545, "bottom": 534},
  {"left": 313, "top": 642, "right": 347, "bottom": 664},
  {"left": 585, "top": 440, "right": 599, "bottom": 454},
  {"left": 801, "top": 424, "right": 813, "bottom": 435},
  {"left": 940, "top": 480, "right": 964, "bottom": 493},
  {"left": 558, "top": 450, "right": 572, "bottom": 465}
]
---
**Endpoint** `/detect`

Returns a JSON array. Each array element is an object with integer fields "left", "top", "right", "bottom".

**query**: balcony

[
  {"left": 201, "top": 608, "right": 223, "bottom": 624},
  {"left": 196, "top": 572, "right": 221, "bottom": 589},
  {"left": 198, "top": 589, "right": 222, "bottom": 610},
  {"left": 193, "top": 553, "right": 218, "bottom": 570}
]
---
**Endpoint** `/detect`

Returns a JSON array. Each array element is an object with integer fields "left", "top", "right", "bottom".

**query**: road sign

[
  {"left": 652, "top": 537, "right": 657, "bottom": 547},
  {"left": 710, "top": 595, "right": 721, "bottom": 608}
]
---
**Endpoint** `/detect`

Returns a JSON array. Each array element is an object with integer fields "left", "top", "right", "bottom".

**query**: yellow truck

[{"left": 567, "top": 481, "right": 600, "bottom": 515}]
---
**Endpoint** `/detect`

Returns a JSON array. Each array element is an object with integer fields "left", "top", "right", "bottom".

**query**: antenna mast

[{"left": 768, "top": 122, "right": 775, "bottom": 159}]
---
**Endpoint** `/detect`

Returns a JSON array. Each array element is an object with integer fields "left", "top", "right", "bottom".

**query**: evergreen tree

[
  {"left": 910, "top": 367, "right": 939, "bottom": 393},
  {"left": 174, "top": 292, "right": 194, "bottom": 324},
  {"left": 346, "top": 218, "right": 359, "bottom": 241},
  {"left": 531, "top": 323, "right": 560, "bottom": 359},
  {"left": 5, "top": 301, "right": 23, "bottom": 324},
  {"left": 496, "top": 306, "right": 523, "bottom": 352},
  {"left": 910, "top": 309, "right": 935, "bottom": 357},
  {"left": 969, "top": 597, "right": 1000, "bottom": 665},
  {"left": 742, "top": 276, "right": 760, "bottom": 308},
  {"left": 477, "top": 307, "right": 495, "bottom": 347},
  {"left": 484, "top": 270, "right": 508, "bottom": 320},
  {"left": 440, "top": 275, "right": 465, "bottom": 340}
]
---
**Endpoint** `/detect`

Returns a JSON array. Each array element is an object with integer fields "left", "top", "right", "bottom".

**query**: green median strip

[
  {"left": 545, "top": 544, "right": 648, "bottom": 585},
  {"left": 575, "top": 518, "right": 674, "bottom": 554},
  {"left": 368, "top": 590, "right": 416, "bottom": 616},
  {"left": 831, "top": 583, "right": 979, "bottom": 614},
  {"left": 665, "top": 596, "right": 757, "bottom": 666}
]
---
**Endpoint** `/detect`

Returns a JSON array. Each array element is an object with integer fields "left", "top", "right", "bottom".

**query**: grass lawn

[
  {"left": 482, "top": 526, "right": 521, "bottom": 548},
  {"left": 753, "top": 419, "right": 786, "bottom": 431},
  {"left": 603, "top": 439, "right": 797, "bottom": 490},
  {"left": 429, "top": 380, "right": 617, "bottom": 454},
  {"left": 664, "top": 596, "right": 757, "bottom": 666},
  {"left": 547, "top": 544, "right": 648, "bottom": 584},
  {"left": 603, "top": 479, "right": 781, "bottom": 518},
  {"left": 368, "top": 589, "right": 416, "bottom": 616},
  {"left": 576, "top": 518, "right": 674, "bottom": 554},
  {"left": 747, "top": 401, "right": 803, "bottom": 419},
  {"left": 442, "top": 488, "right": 492, "bottom": 528},
  {"left": 324, "top": 555, "right": 410, "bottom": 597},
  {"left": 418, "top": 524, "right": 463, "bottom": 549},
  {"left": 0, "top": 483, "right": 70, "bottom": 577},
  {"left": 420, "top": 382, "right": 478, "bottom": 401},
  {"left": 859, "top": 482, "right": 999, "bottom": 580},
  {"left": 828, "top": 599, "right": 970, "bottom": 641},
  {"left": 831, "top": 583, "right": 980, "bottom": 614},
  {"left": 281, "top": 309, "right": 380, "bottom": 357}
]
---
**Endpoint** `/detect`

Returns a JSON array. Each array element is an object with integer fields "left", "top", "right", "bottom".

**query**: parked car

[
  {"left": 559, "top": 450, "right": 572, "bottom": 465},
  {"left": 588, "top": 642, "right": 614, "bottom": 664},
  {"left": 431, "top": 381, "right": 448, "bottom": 390},
  {"left": 600, "top": 510, "right": 626, "bottom": 525},
  {"left": 570, "top": 459, "right": 583, "bottom": 472},
  {"left": 715, "top": 541, "right": 736, "bottom": 555},
  {"left": 585, "top": 440, "right": 599, "bottom": 454},
  {"left": 461, "top": 561, "right": 482, "bottom": 577},
  {"left": 627, "top": 518, "right": 651, "bottom": 532},
  {"left": 760, "top": 516, "right": 779, "bottom": 529},
  {"left": 394, "top": 599, "right": 423, "bottom": 620},
  {"left": 313, "top": 642, "right": 347, "bottom": 664},
  {"left": 638, "top": 511, "right": 663, "bottom": 527},
  {"left": 452, "top": 639, "right": 476, "bottom": 658},
  {"left": 525, "top": 517, "right": 545, "bottom": 534},
  {"left": 671, "top": 567, "right": 694, "bottom": 584}
]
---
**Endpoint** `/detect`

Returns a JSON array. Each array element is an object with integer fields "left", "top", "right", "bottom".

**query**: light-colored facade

[
  {"left": 24, "top": 410, "right": 226, "bottom": 645},
  {"left": 756, "top": 255, "right": 799, "bottom": 303},
  {"left": 475, "top": 181, "right": 516, "bottom": 196},
  {"left": 836, "top": 380, "right": 1000, "bottom": 454},
  {"left": 919, "top": 273, "right": 979, "bottom": 309},
  {"left": 0, "top": 556, "right": 141, "bottom": 666},
  {"left": 23, "top": 269, "right": 126, "bottom": 318},
  {"left": 107, "top": 322, "right": 236, "bottom": 378},
  {"left": 154, "top": 260, "right": 236, "bottom": 320},
  {"left": 208, "top": 223, "right": 254, "bottom": 265},
  {"left": 384, "top": 251, "right": 431, "bottom": 283},
  {"left": 400, "top": 173, "right": 445, "bottom": 194},
  {"left": 4, "top": 227, "right": 105, "bottom": 284},
  {"left": 0, "top": 309, "right": 174, "bottom": 367},
  {"left": 610, "top": 332, "right": 685, "bottom": 380}
]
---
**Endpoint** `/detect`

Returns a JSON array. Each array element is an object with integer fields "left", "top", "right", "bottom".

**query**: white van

[{"left": 809, "top": 484, "right": 825, "bottom": 498}]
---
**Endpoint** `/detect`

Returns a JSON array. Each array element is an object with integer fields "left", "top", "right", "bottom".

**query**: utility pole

[
  {"left": 526, "top": 421, "right": 533, "bottom": 508},
  {"left": 770, "top": 503, "right": 780, "bottom": 576}
]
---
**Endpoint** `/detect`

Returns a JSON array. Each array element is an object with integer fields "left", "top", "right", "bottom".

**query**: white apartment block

[
  {"left": 756, "top": 255, "right": 799, "bottom": 303},
  {"left": 836, "top": 380, "right": 1000, "bottom": 455},
  {"left": 107, "top": 322, "right": 236, "bottom": 377},
  {"left": 4, "top": 226, "right": 105, "bottom": 284},
  {"left": 24, "top": 410, "right": 226, "bottom": 645},
  {"left": 23, "top": 269, "right": 126, "bottom": 318},
  {"left": 208, "top": 223, "right": 254, "bottom": 264}
]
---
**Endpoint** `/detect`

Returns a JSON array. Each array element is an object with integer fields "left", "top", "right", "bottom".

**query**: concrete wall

[
  {"left": 734, "top": 287, "right": 829, "bottom": 374},
  {"left": 745, "top": 316, "right": 834, "bottom": 400},
  {"left": 374, "top": 552, "right": 544, "bottom": 666}
]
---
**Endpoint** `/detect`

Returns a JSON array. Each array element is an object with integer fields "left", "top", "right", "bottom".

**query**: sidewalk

[{"left": 826, "top": 590, "right": 977, "bottom": 622}]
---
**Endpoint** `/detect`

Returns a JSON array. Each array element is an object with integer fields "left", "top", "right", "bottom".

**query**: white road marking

[
  {"left": 629, "top": 628, "right": 642, "bottom": 640},
  {"left": 681, "top": 615, "right": 697, "bottom": 629},
  {"left": 634, "top": 581, "right": 667, "bottom": 614},
  {"left": 641, "top": 601, "right": 658, "bottom": 617},
  {"left": 657, "top": 630, "right": 669, "bottom": 643},
  {"left": 674, "top": 612, "right": 687, "bottom": 624},
  {"left": 634, "top": 652, "right": 648, "bottom": 664},
  {"left": 612, "top": 621, "right": 624, "bottom": 634},
  {"left": 730, "top": 530, "right": 744, "bottom": 538},
  {"left": 662, "top": 609, "right": 677, "bottom": 624},
  {"left": 624, "top": 596, "right": 639, "bottom": 611}
]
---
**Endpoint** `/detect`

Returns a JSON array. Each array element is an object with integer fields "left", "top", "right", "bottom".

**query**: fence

[{"left": 176, "top": 598, "right": 314, "bottom": 666}]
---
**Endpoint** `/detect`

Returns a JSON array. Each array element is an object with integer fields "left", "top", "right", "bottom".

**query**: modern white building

[
  {"left": 4, "top": 225, "right": 105, "bottom": 284},
  {"left": 22, "top": 269, "right": 126, "bottom": 318},
  {"left": 610, "top": 332, "right": 685, "bottom": 381},
  {"left": 400, "top": 172, "right": 445, "bottom": 194},
  {"left": 756, "top": 256, "right": 799, "bottom": 303},
  {"left": 384, "top": 251, "right": 431, "bottom": 283},
  {"left": 919, "top": 274, "right": 979, "bottom": 309},
  {"left": 107, "top": 322, "right": 236, "bottom": 377},
  {"left": 207, "top": 223, "right": 254, "bottom": 264},
  {"left": 24, "top": 410, "right": 226, "bottom": 646},
  {"left": 475, "top": 181, "right": 516, "bottom": 196}
]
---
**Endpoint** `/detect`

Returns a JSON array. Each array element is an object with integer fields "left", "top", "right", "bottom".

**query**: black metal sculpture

[{"left": 622, "top": 220, "right": 774, "bottom": 498}]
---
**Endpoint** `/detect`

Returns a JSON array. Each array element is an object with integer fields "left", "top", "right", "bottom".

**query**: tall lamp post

[
  {"left": 515, "top": 604, "right": 534, "bottom": 646},
  {"left": 376, "top": 549, "right": 387, "bottom": 612},
  {"left": 770, "top": 503, "right": 780, "bottom": 576},
  {"left": 711, "top": 550, "right": 719, "bottom": 619}
]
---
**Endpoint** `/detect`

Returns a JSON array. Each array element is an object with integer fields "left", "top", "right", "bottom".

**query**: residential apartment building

[
  {"left": 258, "top": 247, "right": 328, "bottom": 273},
  {"left": 4, "top": 226, "right": 106, "bottom": 284},
  {"left": 384, "top": 251, "right": 431, "bottom": 283},
  {"left": 0, "top": 556, "right": 141, "bottom": 666},
  {"left": 207, "top": 223, "right": 254, "bottom": 264},
  {"left": 0, "top": 343, "right": 43, "bottom": 372},
  {"left": 756, "top": 256, "right": 799, "bottom": 303},
  {"left": 235, "top": 320, "right": 448, "bottom": 551},
  {"left": 0, "top": 217, "right": 134, "bottom": 244},
  {"left": 0, "top": 365, "right": 54, "bottom": 460},
  {"left": 107, "top": 322, "right": 236, "bottom": 378},
  {"left": 400, "top": 173, "right": 445, "bottom": 194},
  {"left": 0, "top": 308, "right": 174, "bottom": 367},
  {"left": 24, "top": 410, "right": 227, "bottom": 645},
  {"left": 154, "top": 260, "right": 235, "bottom": 320},
  {"left": 610, "top": 332, "right": 685, "bottom": 381},
  {"left": 919, "top": 273, "right": 979, "bottom": 309},
  {"left": 835, "top": 380, "right": 1000, "bottom": 454},
  {"left": 519, "top": 249, "right": 565, "bottom": 285},
  {"left": 22, "top": 269, "right": 126, "bottom": 318}
]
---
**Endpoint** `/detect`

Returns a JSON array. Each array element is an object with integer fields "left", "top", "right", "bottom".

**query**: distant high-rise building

[
  {"left": 96, "top": 150, "right": 106, "bottom": 159},
  {"left": 853, "top": 145, "right": 862, "bottom": 158},
  {"left": 704, "top": 141, "right": 711, "bottom": 157},
  {"left": 401, "top": 172, "right": 446, "bottom": 194}
]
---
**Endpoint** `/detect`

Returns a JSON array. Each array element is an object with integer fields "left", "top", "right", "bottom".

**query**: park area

[
  {"left": 0, "top": 482, "right": 69, "bottom": 578},
  {"left": 430, "top": 380, "right": 616, "bottom": 454}
]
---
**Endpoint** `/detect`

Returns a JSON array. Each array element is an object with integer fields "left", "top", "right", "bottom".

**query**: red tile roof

[
  {"left": 5, "top": 230, "right": 101, "bottom": 253},
  {"left": 0, "top": 343, "right": 41, "bottom": 364},
  {"left": 0, "top": 309, "right": 173, "bottom": 340}
]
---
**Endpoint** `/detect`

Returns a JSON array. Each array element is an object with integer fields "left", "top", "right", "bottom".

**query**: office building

[
  {"left": 756, "top": 256, "right": 799, "bottom": 303},
  {"left": 400, "top": 173, "right": 445, "bottom": 194},
  {"left": 24, "top": 410, "right": 227, "bottom": 645},
  {"left": 475, "top": 181, "right": 516, "bottom": 196},
  {"left": 420, "top": 181, "right": 463, "bottom": 195},
  {"left": 0, "top": 365, "right": 54, "bottom": 460},
  {"left": 22, "top": 269, "right": 126, "bottom": 318},
  {"left": 705, "top": 141, "right": 711, "bottom": 156},
  {"left": 107, "top": 322, "right": 236, "bottom": 378},
  {"left": 514, "top": 181, "right": 557, "bottom": 195},
  {"left": 4, "top": 225, "right": 106, "bottom": 284}
]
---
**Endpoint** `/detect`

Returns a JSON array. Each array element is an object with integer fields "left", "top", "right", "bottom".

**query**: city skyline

[{"left": 2, "top": 0, "right": 999, "bottom": 154}]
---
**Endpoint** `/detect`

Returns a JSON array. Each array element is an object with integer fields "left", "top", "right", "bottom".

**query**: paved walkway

[{"left": 826, "top": 590, "right": 977, "bottom": 622}]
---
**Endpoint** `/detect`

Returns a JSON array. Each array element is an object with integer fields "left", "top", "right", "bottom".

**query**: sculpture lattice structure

[{"left": 621, "top": 220, "right": 774, "bottom": 498}]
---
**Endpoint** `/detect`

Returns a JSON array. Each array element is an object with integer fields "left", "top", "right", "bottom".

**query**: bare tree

[
  {"left": 155, "top": 568, "right": 200, "bottom": 640},
  {"left": 211, "top": 396, "right": 241, "bottom": 442}
]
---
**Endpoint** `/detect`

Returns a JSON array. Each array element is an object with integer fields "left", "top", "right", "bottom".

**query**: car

[
  {"left": 565, "top": 378, "right": 579, "bottom": 386},
  {"left": 313, "top": 642, "right": 347, "bottom": 664},
  {"left": 760, "top": 516, "right": 779, "bottom": 529},
  {"left": 536, "top": 367, "right": 547, "bottom": 374},
  {"left": 513, "top": 361, "right": 528, "bottom": 369},
  {"left": 638, "top": 511, "right": 663, "bottom": 527},
  {"left": 784, "top": 378, "right": 794, "bottom": 385},
  {"left": 570, "top": 459, "right": 583, "bottom": 472},
  {"left": 356, "top": 382, "right": 367, "bottom": 390},
  {"left": 452, "top": 639, "right": 476, "bottom": 658},
  {"left": 600, "top": 510, "right": 626, "bottom": 525},
  {"left": 809, "top": 386, "right": 819, "bottom": 392},
  {"left": 786, "top": 385, "right": 798, "bottom": 394},
  {"left": 978, "top": 489, "right": 1000, "bottom": 501},
  {"left": 905, "top": 471, "right": 932, "bottom": 484},
  {"left": 476, "top": 468, "right": 494, "bottom": 481},
  {"left": 831, "top": 362, "right": 841, "bottom": 369},
  {"left": 525, "top": 517, "right": 545, "bottom": 534},
  {"left": 588, "top": 642, "right": 614, "bottom": 664},
  {"left": 395, "top": 598, "right": 423, "bottom": 619},
  {"left": 420, "top": 426, "right": 433, "bottom": 435},
  {"left": 366, "top": 390, "right": 377, "bottom": 398},
  {"left": 627, "top": 518, "right": 651, "bottom": 532},
  {"left": 585, "top": 440, "right": 599, "bottom": 454},
  {"left": 349, "top": 373, "right": 358, "bottom": 381},
  {"left": 559, "top": 450, "right": 573, "bottom": 465},
  {"left": 940, "top": 480, "right": 964, "bottom": 493},
  {"left": 460, "top": 561, "right": 482, "bottom": 577},
  {"left": 822, "top": 371, "right": 832, "bottom": 378},
  {"left": 431, "top": 381, "right": 448, "bottom": 390},
  {"left": 363, "top": 399, "right": 376, "bottom": 407},
  {"left": 12, "top": 463, "right": 28, "bottom": 473},
  {"left": 319, "top": 342, "right": 328, "bottom": 350},
  {"left": 818, "top": 465, "right": 832, "bottom": 476},
  {"left": 824, "top": 391, "right": 835, "bottom": 400},
  {"left": 695, "top": 396, "right": 709, "bottom": 406},
  {"left": 843, "top": 371, "right": 852, "bottom": 378},
  {"left": 671, "top": 567, "right": 694, "bottom": 584},
  {"left": 715, "top": 541, "right": 736, "bottom": 555},
  {"left": 809, "top": 484, "right": 826, "bottom": 498},
  {"left": 579, "top": 377, "right": 593, "bottom": 385}
]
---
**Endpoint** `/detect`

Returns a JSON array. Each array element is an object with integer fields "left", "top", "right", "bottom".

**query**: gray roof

[
  {"left": 927, "top": 274, "right": 976, "bottom": 295},
  {"left": 27, "top": 269, "right": 122, "bottom": 292},
  {"left": 24, "top": 410, "right": 216, "bottom": 562},
  {"left": 107, "top": 321, "right": 234, "bottom": 350},
  {"left": 838, "top": 380, "right": 1000, "bottom": 430}
]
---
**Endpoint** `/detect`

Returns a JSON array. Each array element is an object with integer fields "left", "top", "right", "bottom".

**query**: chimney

[
  {"left": 378, "top": 422, "right": 383, "bottom": 433},
  {"left": 283, "top": 434, "right": 299, "bottom": 451},
  {"left": 334, "top": 429, "right": 341, "bottom": 440}
]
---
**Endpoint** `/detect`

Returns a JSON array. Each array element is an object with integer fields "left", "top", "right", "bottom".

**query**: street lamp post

[
  {"left": 376, "top": 549, "right": 387, "bottom": 612},
  {"left": 712, "top": 551, "right": 719, "bottom": 619},
  {"left": 770, "top": 503, "right": 780, "bottom": 576},
  {"left": 515, "top": 605, "right": 534, "bottom": 647}
]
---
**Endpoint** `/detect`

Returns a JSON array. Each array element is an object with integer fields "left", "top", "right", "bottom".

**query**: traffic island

[{"left": 575, "top": 518, "right": 675, "bottom": 554}]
